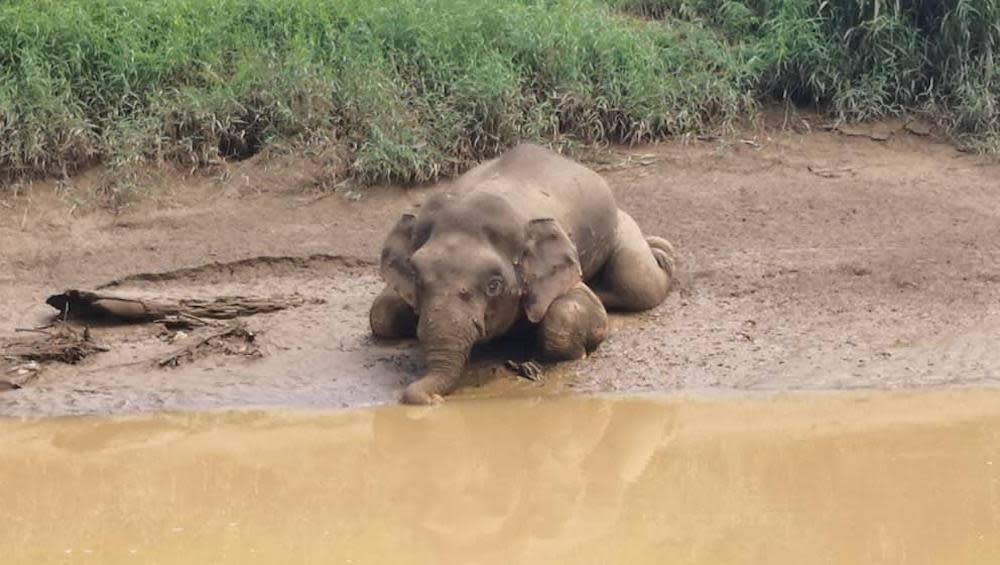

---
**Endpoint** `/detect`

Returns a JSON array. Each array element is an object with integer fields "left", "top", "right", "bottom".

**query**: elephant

[{"left": 370, "top": 143, "right": 675, "bottom": 404}]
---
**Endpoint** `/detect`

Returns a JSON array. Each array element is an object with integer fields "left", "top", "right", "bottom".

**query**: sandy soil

[{"left": 3, "top": 116, "right": 1000, "bottom": 416}]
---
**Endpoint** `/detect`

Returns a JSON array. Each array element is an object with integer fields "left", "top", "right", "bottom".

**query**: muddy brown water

[{"left": 3, "top": 389, "right": 1000, "bottom": 564}]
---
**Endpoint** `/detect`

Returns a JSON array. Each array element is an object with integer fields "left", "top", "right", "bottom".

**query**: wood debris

[
  {"left": 158, "top": 322, "right": 261, "bottom": 368},
  {"left": 590, "top": 152, "right": 658, "bottom": 172},
  {"left": 808, "top": 165, "right": 855, "bottom": 179},
  {"left": 505, "top": 359, "right": 543, "bottom": 381},
  {"left": 3, "top": 324, "right": 109, "bottom": 364},
  {"left": 822, "top": 123, "right": 892, "bottom": 141}
]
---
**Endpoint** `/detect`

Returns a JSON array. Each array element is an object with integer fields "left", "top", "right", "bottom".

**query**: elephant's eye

[{"left": 485, "top": 277, "right": 505, "bottom": 297}]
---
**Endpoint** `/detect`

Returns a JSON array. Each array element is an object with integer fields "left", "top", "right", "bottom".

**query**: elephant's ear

[
  {"left": 380, "top": 213, "right": 419, "bottom": 308},
  {"left": 518, "top": 218, "right": 582, "bottom": 323}
]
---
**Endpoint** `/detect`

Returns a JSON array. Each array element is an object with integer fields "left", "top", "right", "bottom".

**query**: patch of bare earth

[{"left": 2, "top": 118, "right": 1000, "bottom": 416}]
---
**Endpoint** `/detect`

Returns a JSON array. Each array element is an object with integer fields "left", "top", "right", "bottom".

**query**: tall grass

[
  {"left": 611, "top": 0, "right": 1000, "bottom": 141},
  {"left": 2, "top": 0, "right": 1000, "bottom": 192},
  {"left": 0, "top": 0, "right": 749, "bottom": 188}
]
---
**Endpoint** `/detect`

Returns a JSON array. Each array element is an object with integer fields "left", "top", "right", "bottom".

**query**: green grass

[
  {"left": 0, "top": 0, "right": 750, "bottom": 190},
  {"left": 2, "top": 0, "right": 1000, "bottom": 194},
  {"left": 610, "top": 0, "right": 1000, "bottom": 137}
]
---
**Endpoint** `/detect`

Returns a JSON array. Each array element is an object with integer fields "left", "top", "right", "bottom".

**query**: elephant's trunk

[{"left": 403, "top": 306, "right": 481, "bottom": 404}]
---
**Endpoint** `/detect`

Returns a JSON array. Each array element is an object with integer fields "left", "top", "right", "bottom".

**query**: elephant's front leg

[
  {"left": 370, "top": 286, "right": 418, "bottom": 339},
  {"left": 537, "top": 283, "right": 609, "bottom": 361}
]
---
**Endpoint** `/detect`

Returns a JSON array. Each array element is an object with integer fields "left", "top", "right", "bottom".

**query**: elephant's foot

[
  {"left": 370, "top": 286, "right": 418, "bottom": 338},
  {"left": 595, "top": 211, "right": 674, "bottom": 311},
  {"left": 646, "top": 236, "right": 677, "bottom": 278},
  {"left": 538, "top": 283, "right": 608, "bottom": 361}
]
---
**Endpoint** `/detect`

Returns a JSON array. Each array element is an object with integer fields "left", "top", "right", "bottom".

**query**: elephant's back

[{"left": 457, "top": 144, "right": 618, "bottom": 279}]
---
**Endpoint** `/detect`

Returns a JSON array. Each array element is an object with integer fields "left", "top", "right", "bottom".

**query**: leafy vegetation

[
  {"left": 611, "top": 0, "right": 1000, "bottom": 146},
  {"left": 1, "top": 0, "right": 999, "bottom": 192}
]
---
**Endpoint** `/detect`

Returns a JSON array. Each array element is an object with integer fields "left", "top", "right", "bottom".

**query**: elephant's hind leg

[
  {"left": 370, "top": 286, "right": 418, "bottom": 338},
  {"left": 538, "top": 283, "right": 609, "bottom": 360},
  {"left": 595, "top": 211, "right": 675, "bottom": 311}
]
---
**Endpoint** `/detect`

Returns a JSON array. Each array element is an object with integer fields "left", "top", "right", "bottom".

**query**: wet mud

[
  {"left": 3, "top": 118, "right": 1000, "bottom": 415},
  {"left": 3, "top": 389, "right": 1000, "bottom": 564}
]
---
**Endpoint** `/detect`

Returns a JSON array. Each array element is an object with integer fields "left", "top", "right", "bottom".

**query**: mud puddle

[{"left": 4, "top": 388, "right": 1000, "bottom": 564}]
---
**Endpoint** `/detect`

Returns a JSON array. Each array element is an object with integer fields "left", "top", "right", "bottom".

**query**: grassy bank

[
  {"left": 0, "top": 0, "right": 751, "bottom": 190},
  {"left": 1, "top": 0, "right": 999, "bottom": 194},
  {"left": 611, "top": 0, "right": 1000, "bottom": 147}
]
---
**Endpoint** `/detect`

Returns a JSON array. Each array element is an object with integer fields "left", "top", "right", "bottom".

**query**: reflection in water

[{"left": 2, "top": 390, "right": 1000, "bottom": 564}]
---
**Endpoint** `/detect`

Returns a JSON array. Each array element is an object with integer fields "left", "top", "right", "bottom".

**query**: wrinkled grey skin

[{"left": 370, "top": 144, "right": 675, "bottom": 404}]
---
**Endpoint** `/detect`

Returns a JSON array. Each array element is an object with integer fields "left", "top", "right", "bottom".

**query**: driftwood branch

[{"left": 46, "top": 289, "right": 308, "bottom": 324}]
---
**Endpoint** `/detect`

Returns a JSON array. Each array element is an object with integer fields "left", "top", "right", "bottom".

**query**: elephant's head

[{"left": 380, "top": 192, "right": 582, "bottom": 404}]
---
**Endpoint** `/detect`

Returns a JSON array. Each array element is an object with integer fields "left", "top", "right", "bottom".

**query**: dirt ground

[{"left": 3, "top": 116, "right": 1000, "bottom": 416}]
